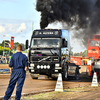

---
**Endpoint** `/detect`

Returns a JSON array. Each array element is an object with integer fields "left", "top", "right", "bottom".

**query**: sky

[{"left": 0, "top": 0, "right": 86, "bottom": 53}]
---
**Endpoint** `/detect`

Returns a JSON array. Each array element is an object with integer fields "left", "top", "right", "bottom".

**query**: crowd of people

[{"left": 0, "top": 56, "right": 10, "bottom": 64}]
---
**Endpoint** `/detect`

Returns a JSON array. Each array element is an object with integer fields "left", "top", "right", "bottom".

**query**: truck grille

[{"left": 30, "top": 56, "right": 59, "bottom": 62}]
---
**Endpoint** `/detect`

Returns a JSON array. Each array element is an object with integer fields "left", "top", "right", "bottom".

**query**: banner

[{"left": 10, "top": 36, "right": 14, "bottom": 50}]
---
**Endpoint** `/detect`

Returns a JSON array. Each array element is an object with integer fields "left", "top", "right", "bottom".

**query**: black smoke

[{"left": 36, "top": 0, "right": 100, "bottom": 46}]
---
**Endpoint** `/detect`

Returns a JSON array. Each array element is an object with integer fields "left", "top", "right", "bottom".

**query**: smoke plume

[{"left": 36, "top": 0, "right": 100, "bottom": 46}]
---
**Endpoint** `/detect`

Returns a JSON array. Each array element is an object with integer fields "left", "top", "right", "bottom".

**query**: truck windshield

[
  {"left": 31, "top": 38, "right": 60, "bottom": 48},
  {"left": 89, "top": 40, "right": 99, "bottom": 46}
]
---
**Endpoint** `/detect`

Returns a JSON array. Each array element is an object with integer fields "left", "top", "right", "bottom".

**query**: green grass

[
  {"left": 21, "top": 91, "right": 64, "bottom": 100},
  {"left": 21, "top": 86, "right": 93, "bottom": 100}
]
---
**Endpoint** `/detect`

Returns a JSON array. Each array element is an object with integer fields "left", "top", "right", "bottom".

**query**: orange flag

[{"left": 10, "top": 36, "right": 14, "bottom": 50}]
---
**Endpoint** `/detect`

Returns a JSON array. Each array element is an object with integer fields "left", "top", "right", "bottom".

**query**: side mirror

[
  {"left": 64, "top": 41, "right": 67, "bottom": 47},
  {"left": 62, "top": 38, "right": 67, "bottom": 47},
  {"left": 62, "top": 38, "right": 65, "bottom": 47},
  {"left": 26, "top": 40, "right": 29, "bottom": 49}
]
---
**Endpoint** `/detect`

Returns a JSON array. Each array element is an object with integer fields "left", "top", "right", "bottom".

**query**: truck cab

[
  {"left": 87, "top": 34, "right": 100, "bottom": 60},
  {"left": 87, "top": 34, "right": 100, "bottom": 77},
  {"left": 26, "top": 29, "right": 79, "bottom": 80}
]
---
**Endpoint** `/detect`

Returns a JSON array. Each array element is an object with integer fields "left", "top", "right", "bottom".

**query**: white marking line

[{"left": 0, "top": 96, "right": 4, "bottom": 98}]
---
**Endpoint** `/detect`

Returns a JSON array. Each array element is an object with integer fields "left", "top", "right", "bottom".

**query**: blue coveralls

[{"left": 4, "top": 52, "right": 28, "bottom": 100}]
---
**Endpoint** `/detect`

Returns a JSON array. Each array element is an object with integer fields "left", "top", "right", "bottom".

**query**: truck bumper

[{"left": 29, "top": 68, "right": 61, "bottom": 74}]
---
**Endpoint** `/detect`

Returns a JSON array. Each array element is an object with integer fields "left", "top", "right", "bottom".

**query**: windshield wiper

[
  {"left": 50, "top": 49, "right": 60, "bottom": 57},
  {"left": 50, "top": 49, "right": 54, "bottom": 55}
]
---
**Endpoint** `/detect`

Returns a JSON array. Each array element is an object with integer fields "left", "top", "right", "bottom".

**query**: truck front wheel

[
  {"left": 75, "top": 68, "right": 79, "bottom": 80},
  {"left": 30, "top": 73, "right": 39, "bottom": 79},
  {"left": 62, "top": 64, "right": 68, "bottom": 81}
]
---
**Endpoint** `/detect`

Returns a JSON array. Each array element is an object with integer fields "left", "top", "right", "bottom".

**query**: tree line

[
  {"left": 0, "top": 40, "right": 87, "bottom": 57},
  {"left": 0, "top": 40, "right": 26, "bottom": 55},
  {"left": 70, "top": 47, "right": 87, "bottom": 57}
]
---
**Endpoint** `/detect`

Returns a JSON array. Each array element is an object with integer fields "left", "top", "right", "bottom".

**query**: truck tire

[
  {"left": 51, "top": 74, "right": 58, "bottom": 80},
  {"left": 75, "top": 68, "right": 79, "bottom": 80},
  {"left": 30, "top": 73, "right": 39, "bottom": 79},
  {"left": 62, "top": 64, "right": 68, "bottom": 81}
]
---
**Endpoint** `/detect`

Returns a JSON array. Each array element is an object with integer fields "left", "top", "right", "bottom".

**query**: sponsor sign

[{"left": 5, "top": 41, "right": 10, "bottom": 47}]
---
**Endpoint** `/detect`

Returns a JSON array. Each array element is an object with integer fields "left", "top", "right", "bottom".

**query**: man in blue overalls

[{"left": 4, "top": 44, "right": 28, "bottom": 100}]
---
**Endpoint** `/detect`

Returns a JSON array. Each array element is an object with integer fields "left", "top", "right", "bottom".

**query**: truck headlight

[
  {"left": 55, "top": 64, "right": 60, "bottom": 67},
  {"left": 37, "top": 65, "right": 40, "bottom": 69},
  {"left": 44, "top": 65, "right": 46, "bottom": 69},
  {"left": 31, "top": 70, "right": 34, "bottom": 72},
  {"left": 41, "top": 65, "right": 43, "bottom": 69},
  {"left": 47, "top": 65, "right": 50, "bottom": 69},
  {"left": 30, "top": 64, "right": 34, "bottom": 67},
  {"left": 31, "top": 50, "right": 34, "bottom": 53},
  {"left": 28, "top": 67, "right": 33, "bottom": 69}
]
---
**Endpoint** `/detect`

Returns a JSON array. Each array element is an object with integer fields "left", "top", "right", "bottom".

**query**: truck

[
  {"left": 87, "top": 34, "right": 100, "bottom": 77},
  {"left": 70, "top": 34, "right": 100, "bottom": 78},
  {"left": 26, "top": 29, "right": 80, "bottom": 80}
]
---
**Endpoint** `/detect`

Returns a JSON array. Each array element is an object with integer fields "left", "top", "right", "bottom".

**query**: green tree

[
  {"left": 21, "top": 43, "right": 25, "bottom": 51},
  {"left": 13, "top": 42, "right": 25, "bottom": 51},
  {"left": 13, "top": 42, "right": 19, "bottom": 50},
  {"left": 0, "top": 40, "right": 10, "bottom": 47},
  {"left": 0, "top": 40, "right": 26, "bottom": 55},
  {"left": 74, "top": 53, "right": 80, "bottom": 56},
  {"left": 70, "top": 47, "right": 73, "bottom": 56},
  {"left": 81, "top": 50, "right": 87, "bottom": 57}
]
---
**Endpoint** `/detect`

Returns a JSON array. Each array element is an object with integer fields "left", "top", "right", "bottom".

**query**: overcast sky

[{"left": 0, "top": 0, "right": 86, "bottom": 53}]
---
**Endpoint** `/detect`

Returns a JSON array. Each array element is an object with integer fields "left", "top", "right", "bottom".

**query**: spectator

[{"left": 4, "top": 44, "right": 28, "bottom": 100}]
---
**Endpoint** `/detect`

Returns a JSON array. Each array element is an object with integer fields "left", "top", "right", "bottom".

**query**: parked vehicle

[{"left": 71, "top": 34, "right": 100, "bottom": 78}]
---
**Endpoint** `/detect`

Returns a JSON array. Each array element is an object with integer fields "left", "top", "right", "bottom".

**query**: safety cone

[
  {"left": 91, "top": 72, "right": 98, "bottom": 86},
  {"left": 55, "top": 73, "right": 63, "bottom": 92}
]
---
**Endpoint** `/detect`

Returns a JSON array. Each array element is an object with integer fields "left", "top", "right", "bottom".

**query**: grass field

[{"left": 21, "top": 86, "right": 97, "bottom": 100}]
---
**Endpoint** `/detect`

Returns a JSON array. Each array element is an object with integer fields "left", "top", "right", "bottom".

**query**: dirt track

[
  {"left": 22, "top": 86, "right": 100, "bottom": 100},
  {"left": 0, "top": 64, "right": 92, "bottom": 99},
  {"left": 0, "top": 73, "right": 92, "bottom": 98},
  {"left": 0, "top": 64, "right": 9, "bottom": 69}
]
